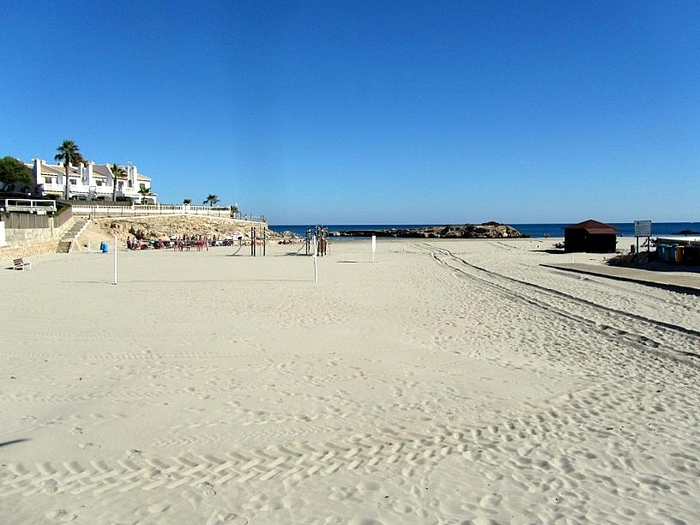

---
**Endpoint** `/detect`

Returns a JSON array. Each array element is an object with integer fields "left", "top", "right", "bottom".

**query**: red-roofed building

[{"left": 564, "top": 219, "right": 618, "bottom": 253}]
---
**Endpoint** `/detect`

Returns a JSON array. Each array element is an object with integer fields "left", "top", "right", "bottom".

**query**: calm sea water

[{"left": 270, "top": 222, "right": 700, "bottom": 239}]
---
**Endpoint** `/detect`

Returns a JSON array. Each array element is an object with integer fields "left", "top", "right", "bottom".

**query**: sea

[{"left": 269, "top": 222, "right": 700, "bottom": 240}]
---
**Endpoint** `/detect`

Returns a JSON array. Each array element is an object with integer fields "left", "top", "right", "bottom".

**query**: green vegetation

[
  {"left": 203, "top": 194, "right": 220, "bottom": 207},
  {"left": 54, "top": 140, "right": 85, "bottom": 200},
  {"left": 110, "top": 164, "right": 127, "bottom": 202},
  {"left": 0, "top": 156, "right": 33, "bottom": 191}
]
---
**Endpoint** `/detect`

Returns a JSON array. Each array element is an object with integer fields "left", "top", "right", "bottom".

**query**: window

[{"left": 69, "top": 179, "right": 77, "bottom": 185}]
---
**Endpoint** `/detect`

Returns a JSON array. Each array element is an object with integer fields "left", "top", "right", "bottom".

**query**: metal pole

[
  {"left": 112, "top": 234, "right": 118, "bottom": 285},
  {"left": 312, "top": 234, "right": 318, "bottom": 282}
]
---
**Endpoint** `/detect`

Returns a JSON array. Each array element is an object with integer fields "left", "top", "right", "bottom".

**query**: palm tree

[
  {"left": 138, "top": 185, "right": 153, "bottom": 204},
  {"left": 110, "top": 164, "right": 127, "bottom": 202},
  {"left": 203, "top": 194, "right": 220, "bottom": 207},
  {"left": 54, "top": 140, "right": 85, "bottom": 200}
]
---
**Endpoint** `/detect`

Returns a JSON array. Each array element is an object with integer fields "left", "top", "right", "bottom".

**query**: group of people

[
  {"left": 173, "top": 235, "right": 209, "bottom": 252},
  {"left": 126, "top": 236, "right": 163, "bottom": 250},
  {"left": 125, "top": 234, "right": 245, "bottom": 251}
]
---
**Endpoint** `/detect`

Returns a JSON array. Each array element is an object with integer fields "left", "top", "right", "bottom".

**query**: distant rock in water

[{"left": 331, "top": 222, "right": 527, "bottom": 239}]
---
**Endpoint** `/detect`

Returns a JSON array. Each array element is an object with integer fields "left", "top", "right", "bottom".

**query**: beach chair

[{"left": 13, "top": 258, "right": 32, "bottom": 271}]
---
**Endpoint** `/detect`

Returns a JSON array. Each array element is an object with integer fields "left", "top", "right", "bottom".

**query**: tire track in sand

[
  {"left": 421, "top": 243, "right": 700, "bottom": 363},
  {"left": 1, "top": 374, "right": 697, "bottom": 523}
]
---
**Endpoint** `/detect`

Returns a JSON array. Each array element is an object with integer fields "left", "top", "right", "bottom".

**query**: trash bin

[
  {"left": 664, "top": 245, "right": 674, "bottom": 262},
  {"left": 675, "top": 245, "right": 684, "bottom": 263},
  {"left": 688, "top": 246, "right": 700, "bottom": 264},
  {"left": 657, "top": 244, "right": 666, "bottom": 261},
  {"left": 101, "top": 242, "right": 109, "bottom": 253}
]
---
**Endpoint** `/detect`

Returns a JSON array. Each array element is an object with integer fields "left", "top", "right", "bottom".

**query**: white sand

[{"left": 1, "top": 238, "right": 699, "bottom": 524}]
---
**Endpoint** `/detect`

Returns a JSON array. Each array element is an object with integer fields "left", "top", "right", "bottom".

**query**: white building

[{"left": 28, "top": 159, "right": 156, "bottom": 204}]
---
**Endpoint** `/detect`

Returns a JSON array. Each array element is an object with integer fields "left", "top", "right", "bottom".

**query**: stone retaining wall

[
  {"left": 5, "top": 225, "right": 57, "bottom": 243},
  {"left": 0, "top": 217, "right": 76, "bottom": 264},
  {"left": 0, "top": 239, "right": 61, "bottom": 264}
]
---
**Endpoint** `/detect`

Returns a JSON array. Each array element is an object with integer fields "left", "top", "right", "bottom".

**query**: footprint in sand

[
  {"left": 147, "top": 502, "right": 171, "bottom": 514},
  {"left": 42, "top": 479, "right": 59, "bottom": 494},
  {"left": 348, "top": 519, "right": 384, "bottom": 525},
  {"left": 45, "top": 508, "right": 77, "bottom": 522},
  {"left": 356, "top": 480, "right": 382, "bottom": 493},
  {"left": 199, "top": 481, "right": 217, "bottom": 496},
  {"left": 206, "top": 512, "right": 249, "bottom": 524}
]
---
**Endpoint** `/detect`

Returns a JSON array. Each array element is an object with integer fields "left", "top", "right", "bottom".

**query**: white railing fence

[
  {"left": 1, "top": 198, "right": 58, "bottom": 214},
  {"left": 71, "top": 204, "right": 265, "bottom": 222}
]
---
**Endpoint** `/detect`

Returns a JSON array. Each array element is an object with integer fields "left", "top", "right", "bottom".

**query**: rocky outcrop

[
  {"left": 90, "top": 215, "right": 274, "bottom": 242},
  {"left": 331, "top": 222, "right": 527, "bottom": 239}
]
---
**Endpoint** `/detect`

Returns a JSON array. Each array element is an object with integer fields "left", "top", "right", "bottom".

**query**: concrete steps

[{"left": 58, "top": 218, "right": 91, "bottom": 253}]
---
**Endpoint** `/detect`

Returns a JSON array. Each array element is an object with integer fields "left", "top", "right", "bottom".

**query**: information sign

[{"left": 634, "top": 220, "right": 652, "bottom": 237}]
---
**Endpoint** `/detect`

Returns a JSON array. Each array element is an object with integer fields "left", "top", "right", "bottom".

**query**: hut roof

[{"left": 565, "top": 219, "right": 617, "bottom": 235}]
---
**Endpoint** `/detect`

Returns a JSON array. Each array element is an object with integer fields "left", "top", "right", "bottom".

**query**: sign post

[
  {"left": 634, "top": 220, "right": 652, "bottom": 265},
  {"left": 371, "top": 235, "right": 376, "bottom": 263}
]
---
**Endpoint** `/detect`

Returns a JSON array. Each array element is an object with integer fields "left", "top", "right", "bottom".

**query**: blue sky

[{"left": 1, "top": 1, "right": 698, "bottom": 224}]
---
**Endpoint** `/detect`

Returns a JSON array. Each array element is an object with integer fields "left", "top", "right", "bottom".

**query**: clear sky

[{"left": 2, "top": 0, "right": 698, "bottom": 225}]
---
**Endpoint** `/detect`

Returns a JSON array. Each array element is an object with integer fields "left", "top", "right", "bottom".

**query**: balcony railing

[{"left": 70, "top": 204, "right": 263, "bottom": 222}]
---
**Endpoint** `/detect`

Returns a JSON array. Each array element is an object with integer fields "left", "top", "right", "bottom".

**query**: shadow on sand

[{"left": 0, "top": 438, "right": 30, "bottom": 448}]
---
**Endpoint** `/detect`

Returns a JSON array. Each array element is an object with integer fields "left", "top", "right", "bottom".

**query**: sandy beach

[{"left": 1, "top": 238, "right": 699, "bottom": 524}]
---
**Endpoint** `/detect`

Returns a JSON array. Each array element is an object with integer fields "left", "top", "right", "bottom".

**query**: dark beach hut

[{"left": 564, "top": 219, "right": 618, "bottom": 253}]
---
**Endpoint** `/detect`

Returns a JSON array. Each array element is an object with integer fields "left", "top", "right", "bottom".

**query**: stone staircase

[{"left": 57, "top": 218, "right": 91, "bottom": 253}]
